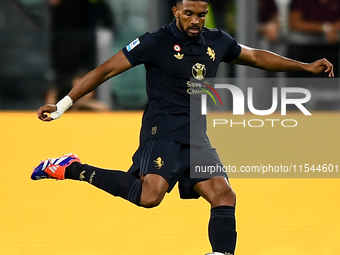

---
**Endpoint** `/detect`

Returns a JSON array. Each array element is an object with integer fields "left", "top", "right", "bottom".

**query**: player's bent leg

[
  {"left": 194, "top": 177, "right": 237, "bottom": 255},
  {"left": 139, "top": 174, "right": 169, "bottom": 208}
]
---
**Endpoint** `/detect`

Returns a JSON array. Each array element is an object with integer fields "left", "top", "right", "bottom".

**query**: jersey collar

[{"left": 171, "top": 20, "right": 205, "bottom": 46}]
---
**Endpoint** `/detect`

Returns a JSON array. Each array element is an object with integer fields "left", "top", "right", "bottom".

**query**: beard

[{"left": 178, "top": 18, "right": 202, "bottom": 38}]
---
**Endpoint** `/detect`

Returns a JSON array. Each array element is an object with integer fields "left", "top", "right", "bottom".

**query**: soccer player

[{"left": 32, "top": 0, "right": 334, "bottom": 254}]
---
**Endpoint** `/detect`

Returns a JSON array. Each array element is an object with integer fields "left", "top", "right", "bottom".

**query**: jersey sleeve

[
  {"left": 221, "top": 31, "right": 242, "bottom": 63},
  {"left": 122, "top": 32, "right": 156, "bottom": 67}
]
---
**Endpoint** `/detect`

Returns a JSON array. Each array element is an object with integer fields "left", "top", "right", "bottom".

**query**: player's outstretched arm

[
  {"left": 38, "top": 51, "right": 132, "bottom": 122},
  {"left": 231, "top": 45, "right": 334, "bottom": 77}
]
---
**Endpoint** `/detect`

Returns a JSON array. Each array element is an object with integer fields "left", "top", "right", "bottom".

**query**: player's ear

[{"left": 172, "top": 6, "right": 179, "bottom": 18}]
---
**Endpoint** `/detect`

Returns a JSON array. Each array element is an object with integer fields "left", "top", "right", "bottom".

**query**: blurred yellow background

[{"left": 0, "top": 112, "right": 339, "bottom": 255}]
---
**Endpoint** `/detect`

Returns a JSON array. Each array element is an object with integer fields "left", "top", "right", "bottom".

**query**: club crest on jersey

[
  {"left": 192, "top": 63, "right": 206, "bottom": 80},
  {"left": 207, "top": 47, "right": 216, "bottom": 61},
  {"left": 126, "top": 38, "right": 140, "bottom": 52}
]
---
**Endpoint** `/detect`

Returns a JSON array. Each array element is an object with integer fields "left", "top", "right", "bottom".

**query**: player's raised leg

[
  {"left": 31, "top": 154, "right": 168, "bottom": 208},
  {"left": 194, "top": 177, "right": 237, "bottom": 255}
]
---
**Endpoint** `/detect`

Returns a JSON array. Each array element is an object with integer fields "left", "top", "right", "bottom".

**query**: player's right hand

[{"left": 37, "top": 104, "right": 57, "bottom": 122}]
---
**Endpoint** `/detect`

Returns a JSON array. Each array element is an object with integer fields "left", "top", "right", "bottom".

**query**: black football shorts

[{"left": 127, "top": 139, "right": 228, "bottom": 199}]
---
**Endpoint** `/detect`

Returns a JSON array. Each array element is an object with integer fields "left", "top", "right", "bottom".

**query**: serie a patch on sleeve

[{"left": 126, "top": 38, "right": 141, "bottom": 52}]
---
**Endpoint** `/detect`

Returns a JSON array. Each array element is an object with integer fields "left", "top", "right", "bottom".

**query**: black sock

[
  {"left": 65, "top": 162, "right": 83, "bottom": 180},
  {"left": 208, "top": 205, "right": 237, "bottom": 254},
  {"left": 65, "top": 163, "right": 142, "bottom": 206}
]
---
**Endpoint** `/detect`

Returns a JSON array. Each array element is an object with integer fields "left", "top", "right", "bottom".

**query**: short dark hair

[{"left": 175, "top": 0, "right": 210, "bottom": 4}]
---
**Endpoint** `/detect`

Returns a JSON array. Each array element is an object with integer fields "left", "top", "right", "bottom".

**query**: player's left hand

[{"left": 307, "top": 58, "right": 334, "bottom": 77}]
